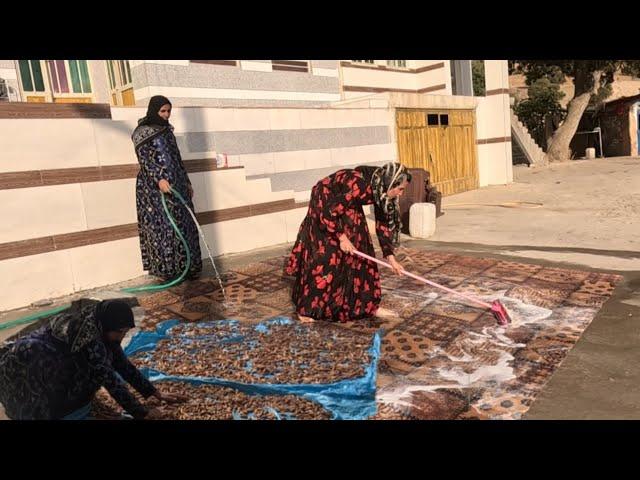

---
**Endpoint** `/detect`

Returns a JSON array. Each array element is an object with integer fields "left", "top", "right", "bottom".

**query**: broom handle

[{"left": 352, "top": 249, "right": 492, "bottom": 309}]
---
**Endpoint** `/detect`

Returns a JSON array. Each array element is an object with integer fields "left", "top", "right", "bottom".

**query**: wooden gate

[{"left": 396, "top": 109, "right": 479, "bottom": 196}]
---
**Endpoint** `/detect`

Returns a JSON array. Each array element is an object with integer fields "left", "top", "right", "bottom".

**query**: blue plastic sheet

[{"left": 124, "top": 316, "right": 381, "bottom": 420}]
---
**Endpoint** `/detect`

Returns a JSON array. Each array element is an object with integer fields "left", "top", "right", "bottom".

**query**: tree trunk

[{"left": 545, "top": 68, "right": 602, "bottom": 162}]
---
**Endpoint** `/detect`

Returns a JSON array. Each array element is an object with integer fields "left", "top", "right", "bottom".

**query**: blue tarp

[{"left": 124, "top": 316, "right": 381, "bottom": 420}]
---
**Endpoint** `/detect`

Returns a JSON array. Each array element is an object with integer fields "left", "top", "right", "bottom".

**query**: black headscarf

[
  {"left": 95, "top": 300, "right": 135, "bottom": 333},
  {"left": 138, "top": 95, "right": 172, "bottom": 127},
  {"left": 49, "top": 298, "right": 136, "bottom": 352}
]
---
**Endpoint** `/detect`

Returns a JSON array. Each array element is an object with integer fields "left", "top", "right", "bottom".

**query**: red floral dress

[{"left": 285, "top": 168, "right": 394, "bottom": 322}]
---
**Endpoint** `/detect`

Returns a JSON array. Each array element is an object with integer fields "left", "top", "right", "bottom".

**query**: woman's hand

[
  {"left": 144, "top": 408, "right": 165, "bottom": 420},
  {"left": 339, "top": 234, "right": 355, "bottom": 254},
  {"left": 153, "top": 391, "right": 187, "bottom": 404},
  {"left": 386, "top": 255, "right": 405, "bottom": 276},
  {"left": 158, "top": 179, "right": 172, "bottom": 194}
]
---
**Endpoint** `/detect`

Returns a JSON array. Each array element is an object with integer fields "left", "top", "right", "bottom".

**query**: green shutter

[
  {"left": 30, "top": 60, "right": 45, "bottom": 91},
  {"left": 69, "top": 60, "right": 82, "bottom": 93},
  {"left": 125, "top": 60, "right": 132, "bottom": 84},
  {"left": 18, "top": 60, "right": 34, "bottom": 91},
  {"left": 79, "top": 61, "right": 91, "bottom": 93},
  {"left": 107, "top": 61, "right": 115, "bottom": 89}
]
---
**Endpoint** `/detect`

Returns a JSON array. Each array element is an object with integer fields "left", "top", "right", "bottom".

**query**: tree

[
  {"left": 472, "top": 61, "right": 486, "bottom": 96},
  {"left": 514, "top": 77, "right": 565, "bottom": 150},
  {"left": 512, "top": 60, "right": 640, "bottom": 162}
]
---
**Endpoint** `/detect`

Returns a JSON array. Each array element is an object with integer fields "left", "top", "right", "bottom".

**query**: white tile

[
  {"left": 330, "top": 147, "right": 353, "bottom": 167},
  {"left": 194, "top": 169, "right": 253, "bottom": 210},
  {"left": 198, "top": 223, "right": 224, "bottom": 257},
  {"left": 0, "top": 184, "right": 87, "bottom": 243},
  {"left": 284, "top": 207, "right": 308, "bottom": 242},
  {"left": 81, "top": 179, "right": 137, "bottom": 230},
  {"left": 237, "top": 152, "right": 275, "bottom": 176},
  {"left": 182, "top": 150, "right": 218, "bottom": 160},
  {"left": 299, "top": 109, "right": 335, "bottom": 130},
  {"left": 268, "top": 109, "right": 301, "bottom": 130},
  {"left": 233, "top": 109, "right": 271, "bottom": 131},
  {"left": 294, "top": 190, "right": 311, "bottom": 203},
  {"left": 69, "top": 237, "right": 144, "bottom": 291},
  {"left": 370, "top": 99, "right": 390, "bottom": 108},
  {"left": 274, "top": 151, "right": 306, "bottom": 173},
  {"left": 0, "top": 250, "right": 75, "bottom": 311},
  {"left": 207, "top": 108, "right": 237, "bottom": 132},
  {"left": 239, "top": 61, "right": 273, "bottom": 72},
  {"left": 225, "top": 155, "right": 243, "bottom": 167},
  {"left": 93, "top": 119, "right": 139, "bottom": 166},
  {"left": 303, "top": 149, "right": 333, "bottom": 170},
  {"left": 0, "top": 119, "right": 99, "bottom": 172},
  {"left": 188, "top": 173, "right": 208, "bottom": 213},
  {"left": 110, "top": 107, "right": 146, "bottom": 122},
  {"left": 247, "top": 213, "right": 289, "bottom": 249}
]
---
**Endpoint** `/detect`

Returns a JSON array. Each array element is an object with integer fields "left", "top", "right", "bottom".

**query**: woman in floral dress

[{"left": 285, "top": 162, "right": 411, "bottom": 323}]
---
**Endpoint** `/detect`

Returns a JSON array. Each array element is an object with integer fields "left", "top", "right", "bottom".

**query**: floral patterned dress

[{"left": 285, "top": 167, "right": 394, "bottom": 322}]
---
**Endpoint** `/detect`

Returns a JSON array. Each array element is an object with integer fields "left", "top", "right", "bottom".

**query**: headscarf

[
  {"left": 49, "top": 299, "right": 135, "bottom": 352},
  {"left": 137, "top": 95, "right": 172, "bottom": 127},
  {"left": 370, "top": 162, "right": 412, "bottom": 245},
  {"left": 95, "top": 300, "right": 135, "bottom": 333}
]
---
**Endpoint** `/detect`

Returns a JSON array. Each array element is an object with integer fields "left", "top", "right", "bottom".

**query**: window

[
  {"left": 271, "top": 60, "right": 309, "bottom": 73},
  {"left": 387, "top": 60, "right": 407, "bottom": 68},
  {"left": 190, "top": 60, "right": 238, "bottom": 66},
  {"left": 107, "top": 60, "right": 116, "bottom": 89},
  {"left": 352, "top": 60, "right": 375, "bottom": 64},
  {"left": 425, "top": 113, "right": 449, "bottom": 126},
  {"left": 106, "top": 61, "right": 133, "bottom": 89},
  {"left": 18, "top": 60, "right": 45, "bottom": 92},
  {"left": 46, "top": 60, "right": 92, "bottom": 94},
  {"left": 106, "top": 60, "right": 134, "bottom": 106},
  {"left": 0, "top": 79, "right": 7, "bottom": 100}
]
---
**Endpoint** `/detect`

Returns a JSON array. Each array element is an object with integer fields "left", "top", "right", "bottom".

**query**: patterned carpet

[{"left": 133, "top": 248, "right": 622, "bottom": 420}]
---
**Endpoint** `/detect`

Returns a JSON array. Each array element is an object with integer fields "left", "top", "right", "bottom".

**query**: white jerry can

[{"left": 409, "top": 203, "right": 436, "bottom": 239}]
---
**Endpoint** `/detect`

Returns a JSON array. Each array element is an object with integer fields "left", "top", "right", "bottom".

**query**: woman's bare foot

[
  {"left": 297, "top": 314, "right": 315, "bottom": 323},
  {"left": 375, "top": 307, "right": 396, "bottom": 318}
]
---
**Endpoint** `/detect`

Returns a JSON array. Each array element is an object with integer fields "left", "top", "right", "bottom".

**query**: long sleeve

[
  {"left": 83, "top": 340, "right": 149, "bottom": 419},
  {"left": 374, "top": 204, "right": 395, "bottom": 258},
  {"left": 111, "top": 344, "right": 157, "bottom": 399},
  {"left": 137, "top": 134, "right": 174, "bottom": 186},
  {"left": 318, "top": 173, "right": 369, "bottom": 236}
]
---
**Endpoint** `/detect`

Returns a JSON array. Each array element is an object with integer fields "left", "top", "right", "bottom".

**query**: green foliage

[
  {"left": 472, "top": 60, "right": 485, "bottom": 96},
  {"left": 514, "top": 77, "right": 565, "bottom": 148}
]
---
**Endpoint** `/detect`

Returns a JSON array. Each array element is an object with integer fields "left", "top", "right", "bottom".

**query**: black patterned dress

[
  {"left": 285, "top": 167, "right": 394, "bottom": 322},
  {"left": 132, "top": 124, "right": 202, "bottom": 280},
  {"left": 0, "top": 300, "right": 156, "bottom": 420}
]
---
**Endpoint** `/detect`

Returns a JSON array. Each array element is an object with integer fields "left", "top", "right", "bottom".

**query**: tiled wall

[{"left": 0, "top": 104, "right": 395, "bottom": 310}]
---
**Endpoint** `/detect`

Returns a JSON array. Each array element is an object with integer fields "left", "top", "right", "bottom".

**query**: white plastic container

[
  {"left": 409, "top": 203, "right": 436, "bottom": 239},
  {"left": 585, "top": 147, "right": 596, "bottom": 159}
]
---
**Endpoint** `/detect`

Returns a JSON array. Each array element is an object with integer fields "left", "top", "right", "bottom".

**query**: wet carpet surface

[{"left": 130, "top": 248, "right": 622, "bottom": 420}]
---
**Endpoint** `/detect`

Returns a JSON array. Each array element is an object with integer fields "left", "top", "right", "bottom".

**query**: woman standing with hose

[{"left": 131, "top": 96, "right": 202, "bottom": 282}]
